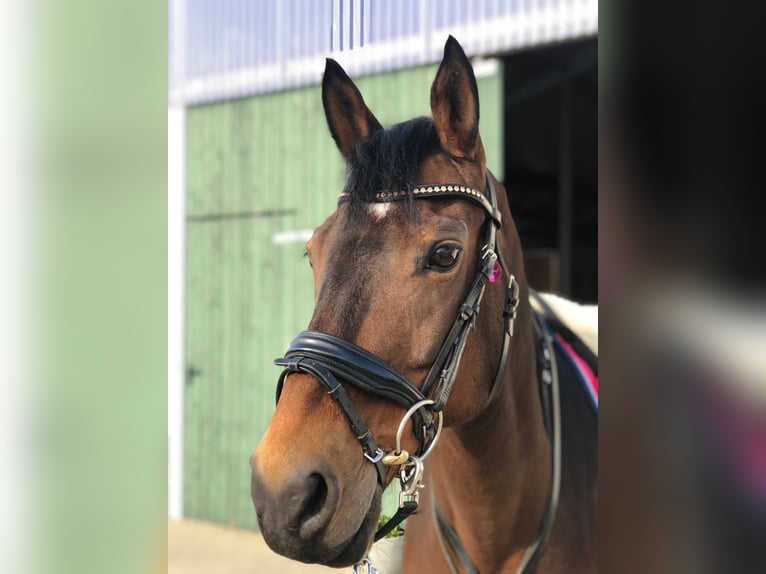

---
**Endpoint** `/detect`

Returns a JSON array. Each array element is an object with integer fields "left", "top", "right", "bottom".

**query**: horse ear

[
  {"left": 430, "top": 36, "right": 480, "bottom": 159},
  {"left": 322, "top": 59, "right": 382, "bottom": 159}
]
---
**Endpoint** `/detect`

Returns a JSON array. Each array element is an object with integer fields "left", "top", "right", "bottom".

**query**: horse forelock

[{"left": 344, "top": 117, "right": 440, "bottom": 207}]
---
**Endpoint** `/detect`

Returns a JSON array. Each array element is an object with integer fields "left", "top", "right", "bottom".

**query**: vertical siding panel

[
  {"left": 208, "top": 102, "right": 222, "bottom": 523},
  {"left": 187, "top": 105, "right": 210, "bottom": 519},
  {"left": 220, "top": 101, "right": 233, "bottom": 525},
  {"left": 185, "top": 107, "right": 199, "bottom": 519},
  {"left": 229, "top": 102, "right": 243, "bottom": 525},
  {"left": 238, "top": 98, "right": 257, "bottom": 528},
  {"left": 229, "top": 100, "right": 242, "bottom": 527},
  {"left": 208, "top": 104, "right": 220, "bottom": 523},
  {"left": 183, "top": 110, "right": 198, "bottom": 519}
]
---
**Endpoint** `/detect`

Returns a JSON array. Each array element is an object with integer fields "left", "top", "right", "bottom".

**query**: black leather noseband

[{"left": 275, "top": 331, "right": 436, "bottom": 486}]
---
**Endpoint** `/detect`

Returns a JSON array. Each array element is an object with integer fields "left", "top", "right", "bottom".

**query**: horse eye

[{"left": 427, "top": 245, "right": 462, "bottom": 271}]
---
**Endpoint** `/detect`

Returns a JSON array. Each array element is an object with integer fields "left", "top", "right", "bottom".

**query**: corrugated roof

[{"left": 169, "top": 0, "right": 597, "bottom": 106}]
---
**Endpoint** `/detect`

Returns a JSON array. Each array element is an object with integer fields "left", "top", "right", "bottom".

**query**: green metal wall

[{"left": 184, "top": 63, "right": 504, "bottom": 529}]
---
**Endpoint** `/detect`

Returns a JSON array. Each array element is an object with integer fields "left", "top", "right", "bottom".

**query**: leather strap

[
  {"left": 275, "top": 357, "right": 388, "bottom": 486},
  {"left": 420, "top": 277, "right": 489, "bottom": 411},
  {"left": 373, "top": 500, "right": 418, "bottom": 542},
  {"left": 514, "top": 313, "right": 561, "bottom": 574},
  {"left": 277, "top": 331, "right": 428, "bottom": 410},
  {"left": 485, "top": 268, "right": 520, "bottom": 407},
  {"left": 433, "top": 498, "right": 479, "bottom": 574},
  {"left": 276, "top": 354, "right": 425, "bottom": 542},
  {"left": 420, "top": 174, "right": 504, "bottom": 411},
  {"left": 340, "top": 182, "right": 502, "bottom": 228},
  {"left": 275, "top": 331, "right": 435, "bottom": 448}
]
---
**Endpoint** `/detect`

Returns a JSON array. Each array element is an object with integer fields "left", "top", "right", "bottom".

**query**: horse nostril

[
  {"left": 299, "top": 473, "right": 328, "bottom": 525},
  {"left": 295, "top": 469, "right": 339, "bottom": 540},
  {"left": 252, "top": 459, "right": 340, "bottom": 545}
]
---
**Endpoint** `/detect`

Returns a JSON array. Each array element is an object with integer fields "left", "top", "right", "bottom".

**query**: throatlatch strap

[
  {"left": 433, "top": 499, "right": 479, "bottom": 574},
  {"left": 515, "top": 313, "right": 562, "bottom": 574}
]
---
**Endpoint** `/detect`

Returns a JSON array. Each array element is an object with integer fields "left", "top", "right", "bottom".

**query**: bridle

[{"left": 274, "top": 172, "right": 559, "bottom": 573}]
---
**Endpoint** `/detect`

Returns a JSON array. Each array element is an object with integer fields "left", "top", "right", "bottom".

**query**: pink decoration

[
  {"left": 555, "top": 333, "right": 598, "bottom": 408},
  {"left": 489, "top": 262, "right": 501, "bottom": 283}
]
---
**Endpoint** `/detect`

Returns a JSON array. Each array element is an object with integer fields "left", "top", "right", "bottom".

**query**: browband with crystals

[{"left": 339, "top": 182, "right": 502, "bottom": 226}]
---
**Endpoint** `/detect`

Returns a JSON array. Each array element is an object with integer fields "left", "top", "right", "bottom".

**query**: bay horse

[{"left": 251, "top": 36, "right": 597, "bottom": 573}]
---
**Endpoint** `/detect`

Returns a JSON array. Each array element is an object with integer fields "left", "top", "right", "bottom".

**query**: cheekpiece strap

[
  {"left": 275, "top": 358, "right": 388, "bottom": 486},
  {"left": 418, "top": 173, "right": 505, "bottom": 410}
]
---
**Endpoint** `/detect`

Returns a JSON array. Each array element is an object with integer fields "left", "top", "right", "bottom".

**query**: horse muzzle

[{"left": 250, "top": 443, "right": 381, "bottom": 565}]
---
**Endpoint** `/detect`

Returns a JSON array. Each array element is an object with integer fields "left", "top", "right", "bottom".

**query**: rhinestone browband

[
  {"left": 378, "top": 184, "right": 482, "bottom": 201},
  {"left": 338, "top": 183, "right": 501, "bottom": 225}
]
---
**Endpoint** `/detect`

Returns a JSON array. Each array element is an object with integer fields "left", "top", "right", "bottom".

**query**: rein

[{"left": 274, "top": 172, "right": 562, "bottom": 572}]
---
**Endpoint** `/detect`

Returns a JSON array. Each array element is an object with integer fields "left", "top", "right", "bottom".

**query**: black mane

[{"left": 344, "top": 117, "right": 440, "bottom": 204}]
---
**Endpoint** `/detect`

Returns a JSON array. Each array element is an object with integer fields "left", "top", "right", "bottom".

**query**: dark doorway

[{"left": 500, "top": 38, "right": 598, "bottom": 303}]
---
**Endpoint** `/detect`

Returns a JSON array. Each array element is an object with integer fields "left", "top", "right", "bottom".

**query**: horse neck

[{"left": 428, "top": 297, "right": 552, "bottom": 570}]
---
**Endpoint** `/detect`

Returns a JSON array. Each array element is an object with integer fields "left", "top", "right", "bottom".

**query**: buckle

[
  {"left": 481, "top": 244, "right": 498, "bottom": 264},
  {"left": 364, "top": 448, "right": 385, "bottom": 464},
  {"left": 274, "top": 356, "right": 302, "bottom": 372},
  {"left": 504, "top": 275, "right": 520, "bottom": 336},
  {"left": 480, "top": 246, "right": 498, "bottom": 279},
  {"left": 398, "top": 456, "right": 425, "bottom": 507}
]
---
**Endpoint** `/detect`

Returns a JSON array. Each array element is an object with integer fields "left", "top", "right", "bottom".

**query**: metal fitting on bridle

[
  {"left": 384, "top": 398, "right": 444, "bottom": 465},
  {"left": 376, "top": 399, "right": 445, "bottom": 517}
]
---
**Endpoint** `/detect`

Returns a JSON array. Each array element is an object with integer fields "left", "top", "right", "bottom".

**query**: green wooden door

[{"left": 184, "top": 62, "right": 503, "bottom": 529}]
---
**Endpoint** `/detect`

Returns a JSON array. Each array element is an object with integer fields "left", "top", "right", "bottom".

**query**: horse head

[{"left": 250, "top": 36, "right": 528, "bottom": 568}]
